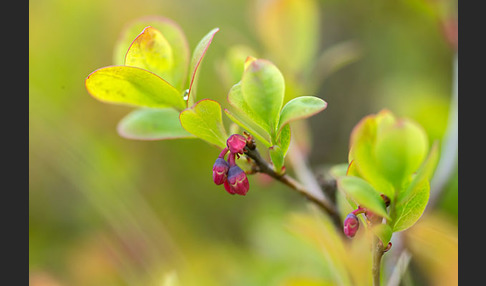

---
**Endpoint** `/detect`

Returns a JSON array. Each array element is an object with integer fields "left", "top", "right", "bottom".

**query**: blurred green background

[{"left": 29, "top": 0, "right": 457, "bottom": 285}]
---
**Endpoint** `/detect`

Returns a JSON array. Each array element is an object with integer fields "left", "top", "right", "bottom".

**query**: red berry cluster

[{"left": 212, "top": 134, "right": 250, "bottom": 195}]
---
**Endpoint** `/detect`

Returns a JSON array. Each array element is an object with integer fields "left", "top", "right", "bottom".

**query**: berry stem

[{"left": 218, "top": 147, "right": 229, "bottom": 159}]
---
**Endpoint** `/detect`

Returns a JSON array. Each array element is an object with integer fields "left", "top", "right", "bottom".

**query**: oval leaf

[
  {"left": 117, "top": 108, "right": 195, "bottom": 140},
  {"left": 85, "top": 66, "right": 186, "bottom": 110},
  {"left": 374, "top": 118, "right": 429, "bottom": 188},
  {"left": 241, "top": 59, "right": 285, "bottom": 138},
  {"left": 391, "top": 142, "right": 439, "bottom": 232},
  {"left": 337, "top": 176, "right": 390, "bottom": 220},
  {"left": 278, "top": 96, "right": 327, "bottom": 132},
  {"left": 113, "top": 16, "right": 190, "bottom": 90},
  {"left": 187, "top": 28, "right": 219, "bottom": 106},
  {"left": 226, "top": 82, "right": 272, "bottom": 146},
  {"left": 224, "top": 109, "right": 272, "bottom": 148},
  {"left": 125, "top": 26, "right": 174, "bottom": 85},
  {"left": 179, "top": 99, "right": 227, "bottom": 148}
]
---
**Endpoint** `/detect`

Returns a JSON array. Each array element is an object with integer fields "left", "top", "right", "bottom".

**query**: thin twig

[{"left": 244, "top": 144, "right": 341, "bottom": 228}]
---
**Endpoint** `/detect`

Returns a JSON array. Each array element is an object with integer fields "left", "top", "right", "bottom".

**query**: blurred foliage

[{"left": 30, "top": 0, "right": 457, "bottom": 285}]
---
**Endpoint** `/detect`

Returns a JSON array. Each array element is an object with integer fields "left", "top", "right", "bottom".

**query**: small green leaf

[
  {"left": 117, "top": 108, "right": 195, "bottom": 140},
  {"left": 113, "top": 16, "right": 190, "bottom": 90},
  {"left": 125, "top": 26, "right": 174, "bottom": 85},
  {"left": 374, "top": 118, "right": 429, "bottom": 188},
  {"left": 187, "top": 28, "right": 219, "bottom": 106},
  {"left": 337, "top": 176, "right": 390, "bottom": 220},
  {"left": 392, "top": 180, "right": 430, "bottom": 232},
  {"left": 348, "top": 111, "right": 397, "bottom": 200},
  {"left": 225, "top": 82, "right": 272, "bottom": 147},
  {"left": 372, "top": 224, "right": 393, "bottom": 245},
  {"left": 85, "top": 66, "right": 186, "bottom": 110},
  {"left": 269, "top": 145, "right": 285, "bottom": 174},
  {"left": 224, "top": 109, "right": 272, "bottom": 148},
  {"left": 179, "top": 99, "right": 227, "bottom": 148},
  {"left": 241, "top": 59, "right": 285, "bottom": 138},
  {"left": 278, "top": 96, "right": 327, "bottom": 133},
  {"left": 391, "top": 142, "right": 439, "bottom": 232}
]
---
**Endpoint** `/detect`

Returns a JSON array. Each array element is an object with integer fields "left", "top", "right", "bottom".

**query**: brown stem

[{"left": 244, "top": 145, "right": 341, "bottom": 229}]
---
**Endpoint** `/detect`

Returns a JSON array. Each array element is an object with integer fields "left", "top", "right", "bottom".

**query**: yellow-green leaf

[
  {"left": 187, "top": 28, "right": 219, "bottom": 106},
  {"left": 226, "top": 82, "right": 272, "bottom": 146},
  {"left": 241, "top": 59, "right": 285, "bottom": 138},
  {"left": 223, "top": 109, "right": 272, "bottom": 148},
  {"left": 278, "top": 96, "right": 327, "bottom": 133},
  {"left": 113, "top": 16, "right": 190, "bottom": 90},
  {"left": 337, "top": 176, "right": 390, "bottom": 220},
  {"left": 374, "top": 118, "right": 429, "bottom": 188},
  {"left": 117, "top": 108, "right": 195, "bottom": 140},
  {"left": 85, "top": 66, "right": 186, "bottom": 110},
  {"left": 125, "top": 26, "right": 174, "bottom": 85},
  {"left": 179, "top": 99, "right": 227, "bottom": 148},
  {"left": 391, "top": 142, "right": 439, "bottom": 232}
]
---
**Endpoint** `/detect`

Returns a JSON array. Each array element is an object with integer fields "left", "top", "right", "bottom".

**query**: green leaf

[
  {"left": 348, "top": 111, "right": 397, "bottom": 200},
  {"left": 269, "top": 145, "right": 285, "bottom": 174},
  {"left": 85, "top": 66, "right": 186, "bottom": 110},
  {"left": 125, "top": 26, "right": 174, "bottom": 85},
  {"left": 278, "top": 124, "right": 291, "bottom": 156},
  {"left": 337, "top": 176, "right": 390, "bottom": 220},
  {"left": 187, "top": 28, "right": 219, "bottom": 106},
  {"left": 374, "top": 118, "right": 429, "bottom": 188},
  {"left": 391, "top": 142, "right": 439, "bottom": 232},
  {"left": 372, "top": 224, "right": 393, "bottom": 245},
  {"left": 241, "top": 59, "right": 285, "bottom": 138},
  {"left": 117, "top": 108, "right": 195, "bottom": 140},
  {"left": 224, "top": 109, "right": 272, "bottom": 148},
  {"left": 225, "top": 82, "right": 272, "bottom": 147},
  {"left": 179, "top": 99, "right": 227, "bottom": 148},
  {"left": 113, "top": 16, "right": 190, "bottom": 90},
  {"left": 392, "top": 180, "right": 430, "bottom": 232},
  {"left": 278, "top": 96, "right": 327, "bottom": 133}
]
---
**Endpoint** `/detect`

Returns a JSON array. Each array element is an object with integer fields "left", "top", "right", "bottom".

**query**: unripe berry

[
  {"left": 344, "top": 213, "right": 360, "bottom": 238},
  {"left": 212, "top": 158, "right": 230, "bottom": 185},
  {"left": 227, "top": 165, "right": 249, "bottom": 195}
]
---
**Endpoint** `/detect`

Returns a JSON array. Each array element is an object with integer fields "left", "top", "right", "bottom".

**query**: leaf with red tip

[
  {"left": 125, "top": 26, "right": 174, "bottom": 85},
  {"left": 240, "top": 59, "right": 285, "bottom": 138},
  {"left": 113, "top": 16, "right": 190, "bottom": 90},
  {"left": 85, "top": 66, "right": 186, "bottom": 110},
  {"left": 186, "top": 28, "right": 219, "bottom": 106}
]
